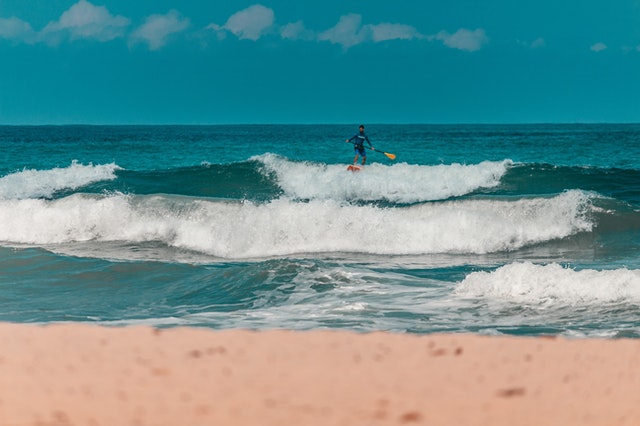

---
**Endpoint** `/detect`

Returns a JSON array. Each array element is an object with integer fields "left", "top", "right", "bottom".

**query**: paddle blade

[{"left": 384, "top": 152, "right": 396, "bottom": 160}]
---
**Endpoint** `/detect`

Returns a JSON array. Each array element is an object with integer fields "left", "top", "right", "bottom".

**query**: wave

[
  {"left": 255, "top": 154, "right": 511, "bottom": 203},
  {"left": 0, "top": 160, "right": 282, "bottom": 202},
  {"left": 0, "top": 190, "right": 594, "bottom": 259},
  {"left": 454, "top": 262, "right": 640, "bottom": 305},
  {"left": 112, "top": 161, "right": 281, "bottom": 201},
  {"left": 25, "top": 155, "right": 509, "bottom": 204},
  {"left": 501, "top": 163, "right": 640, "bottom": 205},
  {"left": 0, "top": 162, "right": 120, "bottom": 200},
  {"left": 14, "top": 156, "right": 639, "bottom": 208}
]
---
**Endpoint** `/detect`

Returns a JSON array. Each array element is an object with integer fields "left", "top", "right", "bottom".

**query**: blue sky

[{"left": 1, "top": 1, "right": 640, "bottom": 124}]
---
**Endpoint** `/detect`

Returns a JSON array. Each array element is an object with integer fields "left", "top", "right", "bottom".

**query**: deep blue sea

[{"left": 1, "top": 124, "right": 640, "bottom": 337}]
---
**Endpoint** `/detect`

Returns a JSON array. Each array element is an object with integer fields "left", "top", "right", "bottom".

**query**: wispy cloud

[
  {"left": 369, "top": 23, "right": 423, "bottom": 43},
  {"left": 1, "top": 1, "right": 192, "bottom": 49},
  {"left": 1, "top": 3, "right": 490, "bottom": 53},
  {"left": 130, "top": 10, "right": 190, "bottom": 50},
  {"left": 317, "top": 14, "right": 368, "bottom": 49},
  {"left": 516, "top": 37, "right": 545, "bottom": 50},
  {"left": 207, "top": 4, "right": 274, "bottom": 41},
  {"left": 590, "top": 42, "right": 607, "bottom": 52},
  {"left": 280, "top": 20, "right": 314, "bottom": 41},
  {"left": 0, "top": 17, "right": 36, "bottom": 43},
  {"left": 40, "top": 0, "right": 130, "bottom": 44},
  {"left": 315, "top": 13, "right": 486, "bottom": 52},
  {"left": 316, "top": 14, "right": 423, "bottom": 49},
  {"left": 434, "top": 28, "right": 488, "bottom": 52},
  {"left": 226, "top": 4, "right": 274, "bottom": 40}
]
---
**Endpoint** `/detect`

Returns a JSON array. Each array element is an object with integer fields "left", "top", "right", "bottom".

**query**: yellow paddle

[{"left": 373, "top": 148, "right": 397, "bottom": 161}]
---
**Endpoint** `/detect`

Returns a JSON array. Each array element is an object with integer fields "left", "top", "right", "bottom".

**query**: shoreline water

[{"left": 2, "top": 323, "right": 640, "bottom": 426}]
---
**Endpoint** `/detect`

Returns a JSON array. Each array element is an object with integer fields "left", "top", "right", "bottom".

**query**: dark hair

[{"left": 359, "top": 125, "right": 365, "bottom": 129}]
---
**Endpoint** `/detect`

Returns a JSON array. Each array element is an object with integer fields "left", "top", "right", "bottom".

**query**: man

[{"left": 346, "top": 125, "right": 375, "bottom": 165}]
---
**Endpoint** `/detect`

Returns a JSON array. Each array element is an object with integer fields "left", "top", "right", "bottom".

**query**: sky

[{"left": 1, "top": 1, "right": 640, "bottom": 124}]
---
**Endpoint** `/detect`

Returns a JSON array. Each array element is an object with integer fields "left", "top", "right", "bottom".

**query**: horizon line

[{"left": 2, "top": 121, "right": 640, "bottom": 127}]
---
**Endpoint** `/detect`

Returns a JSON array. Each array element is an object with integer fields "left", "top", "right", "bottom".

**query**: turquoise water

[{"left": 1, "top": 124, "right": 640, "bottom": 337}]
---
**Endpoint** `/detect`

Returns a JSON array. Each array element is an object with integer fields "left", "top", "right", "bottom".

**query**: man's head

[{"left": 359, "top": 125, "right": 365, "bottom": 132}]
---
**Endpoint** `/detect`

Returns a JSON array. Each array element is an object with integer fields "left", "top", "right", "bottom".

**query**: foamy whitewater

[{"left": 1, "top": 124, "right": 640, "bottom": 337}]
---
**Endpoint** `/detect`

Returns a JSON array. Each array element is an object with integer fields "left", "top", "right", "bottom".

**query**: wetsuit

[{"left": 348, "top": 131, "right": 372, "bottom": 156}]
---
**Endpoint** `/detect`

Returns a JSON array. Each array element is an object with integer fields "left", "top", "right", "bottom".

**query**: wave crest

[
  {"left": 0, "top": 190, "right": 594, "bottom": 259},
  {"left": 455, "top": 262, "right": 640, "bottom": 305},
  {"left": 254, "top": 154, "right": 512, "bottom": 203},
  {"left": 0, "top": 162, "right": 120, "bottom": 200}
]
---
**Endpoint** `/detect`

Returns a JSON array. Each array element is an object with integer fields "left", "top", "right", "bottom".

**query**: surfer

[{"left": 346, "top": 125, "right": 374, "bottom": 165}]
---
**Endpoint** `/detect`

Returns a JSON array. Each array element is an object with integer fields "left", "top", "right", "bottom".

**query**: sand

[{"left": 1, "top": 324, "right": 640, "bottom": 426}]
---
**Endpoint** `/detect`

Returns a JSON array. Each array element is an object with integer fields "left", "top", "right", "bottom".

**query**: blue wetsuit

[{"left": 348, "top": 131, "right": 372, "bottom": 156}]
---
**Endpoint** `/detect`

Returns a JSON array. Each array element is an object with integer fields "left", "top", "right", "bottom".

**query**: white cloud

[
  {"left": 590, "top": 42, "right": 607, "bottom": 52},
  {"left": 1, "top": 4, "right": 492, "bottom": 54},
  {"left": 368, "top": 23, "right": 422, "bottom": 42},
  {"left": 207, "top": 8, "right": 422, "bottom": 48},
  {"left": 205, "top": 7, "right": 484, "bottom": 53},
  {"left": 204, "top": 23, "right": 227, "bottom": 41},
  {"left": 317, "top": 14, "right": 369, "bottom": 49},
  {"left": 317, "top": 14, "right": 425, "bottom": 49},
  {"left": 130, "top": 10, "right": 190, "bottom": 50},
  {"left": 280, "top": 20, "right": 314, "bottom": 41},
  {"left": 434, "top": 28, "right": 488, "bottom": 52},
  {"left": 41, "top": 0, "right": 130, "bottom": 43},
  {"left": 223, "top": 4, "right": 274, "bottom": 41},
  {"left": 0, "top": 17, "right": 36, "bottom": 43}
]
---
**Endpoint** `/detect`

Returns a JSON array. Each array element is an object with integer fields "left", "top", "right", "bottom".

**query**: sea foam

[
  {"left": 0, "top": 190, "right": 594, "bottom": 259},
  {"left": 254, "top": 154, "right": 512, "bottom": 203},
  {"left": 455, "top": 262, "right": 640, "bottom": 305},
  {"left": 0, "top": 162, "right": 120, "bottom": 200}
]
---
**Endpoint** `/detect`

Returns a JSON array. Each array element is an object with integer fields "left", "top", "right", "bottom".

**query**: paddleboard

[{"left": 347, "top": 165, "right": 361, "bottom": 172}]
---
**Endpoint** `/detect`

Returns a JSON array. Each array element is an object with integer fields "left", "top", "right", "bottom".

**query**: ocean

[{"left": 1, "top": 124, "right": 640, "bottom": 338}]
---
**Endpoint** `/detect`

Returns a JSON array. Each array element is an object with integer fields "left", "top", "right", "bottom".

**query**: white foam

[
  {"left": 455, "top": 262, "right": 640, "bottom": 305},
  {"left": 333, "top": 302, "right": 369, "bottom": 312},
  {"left": 0, "top": 162, "right": 120, "bottom": 200},
  {"left": 254, "top": 154, "right": 511, "bottom": 203},
  {"left": 0, "top": 190, "right": 594, "bottom": 259}
]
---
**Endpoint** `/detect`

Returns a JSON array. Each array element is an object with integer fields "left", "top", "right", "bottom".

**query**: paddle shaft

[{"left": 345, "top": 141, "right": 396, "bottom": 160}]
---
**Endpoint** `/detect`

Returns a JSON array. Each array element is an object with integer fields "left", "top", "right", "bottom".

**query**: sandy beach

[{"left": 1, "top": 323, "right": 639, "bottom": 426}]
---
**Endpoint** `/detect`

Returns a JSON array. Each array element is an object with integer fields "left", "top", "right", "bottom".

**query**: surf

[
  {"left": 0, "top": 161, "right": 120, "bottom": 200},
  {"left": 455, "top": 261, "right": 640, "bottom": 306},
  {"left": 0, "top": 155, "right": 515, "bottom": 205},
  {"left": 254, "top": 153, "right": 512, "bottom": 203},
  {"left": 0, "top": 189, "right": 595, "bottom": 260}
]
